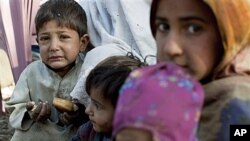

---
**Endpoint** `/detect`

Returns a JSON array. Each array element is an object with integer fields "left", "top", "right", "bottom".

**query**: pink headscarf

[{"left": 112, "top": 63, "right": 204, "bottom": 141}]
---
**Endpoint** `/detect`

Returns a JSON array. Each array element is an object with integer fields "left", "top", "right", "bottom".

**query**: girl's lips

[
  {"left": 176, "top": 64, "right": 188, "bottom": 69},
  {"left": 177, "top": 65, "right": 190, "bottom": 73}
]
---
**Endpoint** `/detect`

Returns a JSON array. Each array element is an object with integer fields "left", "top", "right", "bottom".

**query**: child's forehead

[
  {"left": 37, "top": 20, "right": 76, "bottom": 34},
  {"left": 157, "top": 0, "right": 213, "bottom": 16},
  {"left": 90, "top": 88, "right": 113, "bottom": 105},
  {"left": 155, "top": 0, "right": 217, "bottom": 32}
]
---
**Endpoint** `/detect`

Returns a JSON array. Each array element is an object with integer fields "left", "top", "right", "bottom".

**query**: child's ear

[{"left": 79, "top": 34, "right": 89, "bottom": 52}]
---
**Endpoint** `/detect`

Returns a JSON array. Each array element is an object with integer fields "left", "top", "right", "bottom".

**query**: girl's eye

[
  {"left": 187, "top": 24, "right": 202, "bottom": 34},
  {"left": 93, "top": 102, "right": 101, "bottom": 110},
  {"left": 156, "top": 22, "right": 169, "bottom": 33}
]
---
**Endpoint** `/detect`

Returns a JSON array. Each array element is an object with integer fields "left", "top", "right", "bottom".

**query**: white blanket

[{"left": 71, "top": 0, "right": 156, "bottom": 105}]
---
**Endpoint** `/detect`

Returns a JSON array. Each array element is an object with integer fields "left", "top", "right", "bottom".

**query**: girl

[
  {"left": 150, "top": 0, "right": 250, "bottom": 140},
  {"left": 71, "top": 55, "right": 146, "bottom": 141},
  {"left": 112, "top": 63, "right": 204, "bottom": 141}
]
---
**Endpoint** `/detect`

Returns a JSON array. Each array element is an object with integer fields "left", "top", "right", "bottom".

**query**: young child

[
  {"left": 5, "top": 0, "right": 90, "bottom": 140},
  {"left": 71, "top": 55, "right": 146, "bottom": 141},
  {"left": 150, "top": 0, "right": 250, "bottom": 140},
  {"left": 69, "top": 0, "right": 156, "bottom": 107},
  {"left": 112, "top": 63, "right": 204, "bottom": 141}
]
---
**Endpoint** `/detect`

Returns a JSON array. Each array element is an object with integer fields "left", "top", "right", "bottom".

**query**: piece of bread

[{"left": 53, "top": 97, "right": 78, "bottom": 113}]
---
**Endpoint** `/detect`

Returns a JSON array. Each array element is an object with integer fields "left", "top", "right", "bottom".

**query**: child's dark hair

[
  {"left": 85, "top": 54, "right": 146, "bottom": 107},
  {"left": 35, "top": 0, "right": 87, "bottom": 37}
]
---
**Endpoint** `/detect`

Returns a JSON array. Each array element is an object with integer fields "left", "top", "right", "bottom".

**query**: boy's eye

[
  {"left": 156, "top": 22, "right": 169, "bottom": 33},
  {"left": 60, "top": 35, "right": 70, "bottom": 40},
  {"left": 39, "top": 36, "right": 50, "bottom": 41}
]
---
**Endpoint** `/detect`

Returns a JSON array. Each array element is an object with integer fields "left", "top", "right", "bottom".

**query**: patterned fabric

[
  {"left": 149, "top": 1, "right": 250, "bottom": 141},
  {"left": 112, "top": 63, "right": 204, "bottom": 141}
]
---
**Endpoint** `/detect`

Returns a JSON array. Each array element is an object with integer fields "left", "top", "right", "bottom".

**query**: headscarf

[
  {"left": 203, "top": 0, "right": 250, "bottom": 78},
  {"left": 112, "top": 63, "right": 204, "bottom": 141},
  {"left": 150, "top": 0, "right": 250, "bottom": 80}
]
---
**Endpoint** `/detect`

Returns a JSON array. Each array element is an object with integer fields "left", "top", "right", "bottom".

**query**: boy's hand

[
  {"left": 59, "top": 112, "right": 79, "bottom": 125},
  {"left": 26, "top": 101, "right": 51, "bottom": 122},
  {"left": 59, "top": 101, "right": 89, "bottom": 126}
]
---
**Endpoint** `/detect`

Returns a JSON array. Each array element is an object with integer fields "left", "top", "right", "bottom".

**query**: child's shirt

[
  {"left": 71, "top": 121, "right": 111, "bottom": 141},
  {"left": 5, "top": 56, "right": 83, "bottom": 141}
]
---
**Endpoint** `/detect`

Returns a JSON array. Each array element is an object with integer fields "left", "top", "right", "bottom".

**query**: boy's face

[
  {"left": 115, "top": 128, "right": 153, "bottom": 141},
  {"left": 37, "top": 20, "right": 88, "bottom": 75},
  {"left": 85, "top": 87, "right": 114, "bottom": 133},
  {"left": 154, "top": 0, "right": 223, "bottom": 81}
]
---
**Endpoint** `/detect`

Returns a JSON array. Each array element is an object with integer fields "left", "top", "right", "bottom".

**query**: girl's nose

[
  {"left": 161, "top": 35, "right": 183, "bottom": 60},
  {"left": 85, "top": 103, "right": 93, "bottom": 116}
]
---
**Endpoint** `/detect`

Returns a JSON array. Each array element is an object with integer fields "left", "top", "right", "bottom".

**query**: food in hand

[{"left": 53, "top": 97, "right": 78, "bottom": 113}]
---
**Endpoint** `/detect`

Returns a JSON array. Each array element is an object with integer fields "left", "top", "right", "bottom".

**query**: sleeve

[{"left": 5, "top": 66, "right": 34, "bottom": 130}]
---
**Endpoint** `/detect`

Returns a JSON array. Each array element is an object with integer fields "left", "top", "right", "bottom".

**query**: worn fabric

[
  {"left": 71, "top": 121, "right": 111, "bottom": 141},
  {"left": 5, "top": 57, "right": 83, "bottom": 141},
  {"left": 197, "top": 1, "right": 250, "bottom": 141},
  {"left": 112, "top": 63, "right": 204, "bottom": 141},
  {"left": 70, "top": 0, "right": 156, "bottom": 106},
  {"left": 199, "top": 76, "right": 250, "bottom": 141}
]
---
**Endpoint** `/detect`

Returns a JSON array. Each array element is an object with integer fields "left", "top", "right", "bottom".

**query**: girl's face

[
  {"left": 37, "top": 20, "right": 88, "bottom": 76},
  {"left": 115, "top": 128, "right": 153, "bottom": 141},
  {"left": 85, "top": 87, "right": 114, "bottom": 133},
  {"left": 154, "top": 0, "right": 223, "bottom": 81}
]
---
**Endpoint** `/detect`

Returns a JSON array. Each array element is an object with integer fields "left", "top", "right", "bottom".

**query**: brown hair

[
  {"left": 35, "top": 0, "right": 87, "bottom": 37},
  {"left": 85, "top": 54, "right": 146, "bottom": 107}
]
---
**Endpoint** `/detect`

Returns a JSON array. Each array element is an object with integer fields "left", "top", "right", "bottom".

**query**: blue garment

[
  {"left": 219, "top": 98, "right": 250, "bottom": 141},
  {"left": 198, "top": 76, "right": 250, "bottom": 141},
  {"left": 71, "top": 121, "right": 111, "bottom": 141}
]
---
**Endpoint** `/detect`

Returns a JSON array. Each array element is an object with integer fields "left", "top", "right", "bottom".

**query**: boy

[{"left": 5, "top": 0, "right": 90, "bottom": 140}]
